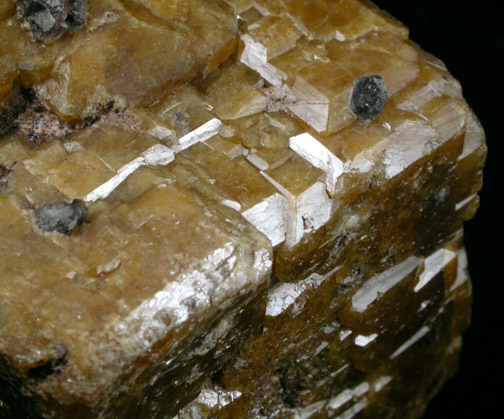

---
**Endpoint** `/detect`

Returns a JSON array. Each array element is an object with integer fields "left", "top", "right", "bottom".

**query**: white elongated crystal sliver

[
  {"left": 176, "top": 118, "right": 222, "bottom": 152},
  {"left": 459, "top": 112, "right": 486, "bottom": 161},
  {"left": 85, "top": 145, "right": 175, "bottom": 203},
  {"left": 293, "top": 400, "right": 326, "bottom": 419},
  {"left": 352, "top": 256, "right": 421, "bottom": 313},
  {"left": 266, "top": 266, "right": 341, "bottom": 317},
  {"left": 374, "top": 376, "right": 393, "bottom": 392},
  {"left": 414, "top": 248, "right": 456, "bottom": 292},
  {"left": 450, "top": 248, "right": 469, "bottom": 292},
  {"left": 390, "top": 326, "right": 430, "bottom": 359},
  {"left": 328, "top": 382, "right": 369, "bottom": 411},
  {"left": 456, "top": 194, "right": 477, "bottom": 211},
  {"left": 266, "top": 273, "right": 326, "bottom": 317},
  {"left": 335, "top": 398, "right": 368, "bottom": 419},
  {"left": 240, "top": 34, "right": 287, "bottom": 87},
  {"left": 290, "top": 133, "right": 345, "bottom": 194}
]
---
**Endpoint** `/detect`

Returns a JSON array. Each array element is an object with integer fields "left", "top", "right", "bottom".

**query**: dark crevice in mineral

[
  {"left": 1, "top": 355, "right": 40, "bottom": 418},
  {"left": 0, "top": 87, "right": 34, "bottom": 138},
  {"left": 16, "top": 0, "right": 87, "bottom": 41},
  {"left": 28, "top": 345, "right": 68, "bottom": 380},
  {"left": 276, "top": 368, "right": 304, "bottom": 409},
  {"left": 210, "top": 368, "right": 225, "bottom": 386},
  {"left": 0, "top": 164, "right": 13, "bottom": 189},
  {"left": 350, "top": 74, "right": 389, "bottom": 123},
  {"left": 33, "top": 199, "right": 88, "bottom": 234},
  {"left": 83, "top": 101, "right": 115, "bottom": 127}
]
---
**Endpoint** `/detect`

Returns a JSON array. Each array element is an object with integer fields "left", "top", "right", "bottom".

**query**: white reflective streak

[
  {"left": 290, "top": 133, "right": 344, "bottom": 194},
  {"left": 374, "top": 376, "right": 393, "bottom": 392},
  {"left": 196, "top": 386, "right": 242, "bottom": 409},
  {"left": 336, "top": 398, "right": 368, "bottom": 419},
  {"left": 240, "top": 35, "right": 286, "bottom": 87},
  {"left": 459, "top": 112, "right": 485, "bottom": 161},
  {"left": 455, "top": 194, "right": 477, "bottom": 211},
  {"left": 354, "top": 334, "right": 378, "bottom": 347},
  {"left": 266, "top": 266, "right": 341, "bottom": 317},
  {"left": 352, "top": 256, "right": 421, "bottom": 313},
  {"left": 116, "top": 244, "right": 235, "bottom": 350},
  {"left": 242, "top": 193, "right": 288, "bottom": 246},
  {"left": 293, "top": 400, "right": 326, "bottom": 419},
  {"left": 383, "top": 121, "right": 439, "bottom": 178},
  {"left": 294, "top": 181, "right": 333, "bottom": 245},
  {"left": 390, "top": 326, "right": 430, "bottom": 359},
  {"left": 328, "top": 382, "right": 369, "bottom": 411},
  {"left": 176, "top": 118, "right": 222, "bottom": 152},
  {"left": 266, "top": 273, "right": 326, "bottom": 317},
  {"left": 450, "top": 248, "right": 469, "bottom": 292},
  {"left": 85, "top": 145, "right": 174, "bottom": 203},
  {"left": 260, "top": 172, "right": 333, "bottom": 247},
  {"left": 414, "top": 248, "right": 456, "bottom": 292}
]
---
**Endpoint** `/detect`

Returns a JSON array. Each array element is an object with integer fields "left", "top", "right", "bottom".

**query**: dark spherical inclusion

[
  {"left": 350, "top": 75, "right": 388, "bottom": 122},
  {"left": 33, "top": 199, "right": 88, "bottom": 234}
]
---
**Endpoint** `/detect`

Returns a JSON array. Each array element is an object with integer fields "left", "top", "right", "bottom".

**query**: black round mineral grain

[
  {"left": 16, "top": 0, "right": 87, "bottom": 40},
  {"left": 350, "top": 75, "right": 388, "bottom": 123},
  {"left": 33, "top": 199, "right": 88, "bottom": 234}
]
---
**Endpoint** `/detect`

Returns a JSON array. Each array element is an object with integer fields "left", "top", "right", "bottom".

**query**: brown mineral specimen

[{"left": 0, "top": 0, "right": 486, "bottom": 418}]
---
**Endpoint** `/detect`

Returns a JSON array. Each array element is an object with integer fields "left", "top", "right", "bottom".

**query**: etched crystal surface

[{"left": 0, "top": 0, "right": 486, "bottom": 417}]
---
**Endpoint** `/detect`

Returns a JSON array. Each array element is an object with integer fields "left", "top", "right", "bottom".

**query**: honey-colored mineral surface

[{"left": 0, "top": 0, "right": 486, "bottom": 417}]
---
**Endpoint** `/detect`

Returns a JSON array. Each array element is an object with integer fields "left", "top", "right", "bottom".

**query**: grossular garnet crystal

[{"left": 0, "top": 0, "right": 486, "bottom": 417}]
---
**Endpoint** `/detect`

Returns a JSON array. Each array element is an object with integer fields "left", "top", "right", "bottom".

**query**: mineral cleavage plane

[{"left": 0, "top": 0, "right": 485, "bottom": 417}]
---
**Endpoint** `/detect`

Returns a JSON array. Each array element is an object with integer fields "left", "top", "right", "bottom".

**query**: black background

[{"left": 375, "top": 1, "right": 503, "bottom": 417}]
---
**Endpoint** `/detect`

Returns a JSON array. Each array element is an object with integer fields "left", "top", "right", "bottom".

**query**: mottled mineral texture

[{"left": 0, "top": 0, "right": 486, "bottom": 417}]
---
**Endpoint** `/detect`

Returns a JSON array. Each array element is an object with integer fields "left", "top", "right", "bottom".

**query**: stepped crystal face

[{"left": 0, "top": 0, "right": 486, "bottom": 417}]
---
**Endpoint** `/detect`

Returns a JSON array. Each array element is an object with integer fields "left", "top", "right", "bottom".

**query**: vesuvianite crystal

[
  {"left": 33, "top": 199, "right": 87, "bottom": 234},
  {"left": 0, "top": 0, "right": 486, "bottom": 418},
  {"left": 350, "top": 75, "right": 389, "bottom": 122},
  {"left": 16, "top": 0, "right": 87, "bottom": 40}
]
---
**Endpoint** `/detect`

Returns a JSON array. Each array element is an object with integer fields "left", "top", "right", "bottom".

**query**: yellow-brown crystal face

[{"left": 0, "top": 0, "right": 486, "bottom": 418}]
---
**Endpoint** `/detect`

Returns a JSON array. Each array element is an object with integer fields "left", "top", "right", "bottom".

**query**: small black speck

[
  {"left": 33, "top": 199, "right": 88, "bottom": 234},
  {"left": 350, "top": 266, "right": 361, "bottom": 276},
  {"left": 350, "top": 75, "right": 388, "bottom": 123}
]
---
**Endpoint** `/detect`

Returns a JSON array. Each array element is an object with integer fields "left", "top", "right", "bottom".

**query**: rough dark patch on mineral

[
  {"left": 16, "top": 0, "right": 87, "bottom": 40},
  {"left": 17, "top": 100, "right": 72, "bottom": 145},
  {"left": 0, "top": 87, "right": 34, "bottom": 137},
  {"left": 350, "top": 74, "right": 388, "bottom": 123},
  {"left": 0, "top": 164, "right": 13, "bottom": 189},
  {"left": 33, "top": 199, "right": 88, "bottom": 234},
  {"left": 28, "top": 344, "right": 68, "bottom": 380},
  {"left": 83, "top": 100, "right": 115, "bottom": 127}
]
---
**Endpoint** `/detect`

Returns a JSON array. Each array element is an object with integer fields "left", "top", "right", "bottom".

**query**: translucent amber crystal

[{"left": 0, "top": 0, "right": 486, "bottom": 417}]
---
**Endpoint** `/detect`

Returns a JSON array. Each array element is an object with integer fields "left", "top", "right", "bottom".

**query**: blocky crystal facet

[{"left": 0, "top": 0, "right": 485, "bottom": 417}]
